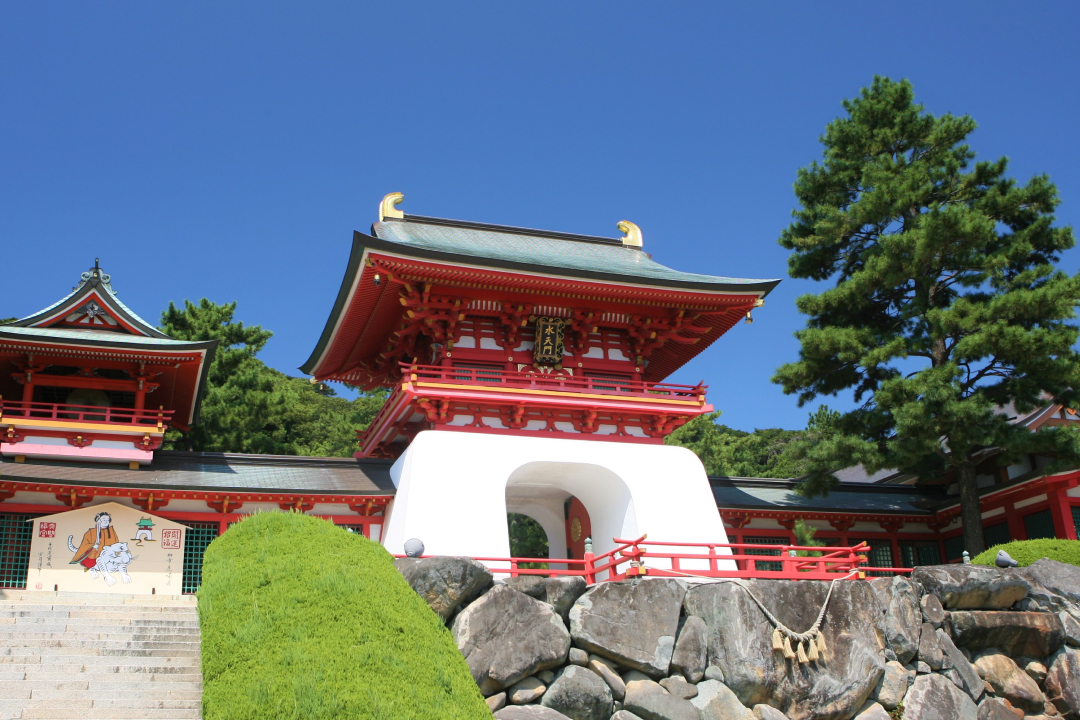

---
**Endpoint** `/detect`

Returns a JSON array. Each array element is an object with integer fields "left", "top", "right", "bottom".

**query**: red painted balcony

[
  {"left": 402, "top": 363, "right": 709, "bottom": 410},
  {"left": 355, "top": 363, "right": 714, "bottom": 457},
  {"left": 0, "top": 400, "right": 173, "bottom": 428}
]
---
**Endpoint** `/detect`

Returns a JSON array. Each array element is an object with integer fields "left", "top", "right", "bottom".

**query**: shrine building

[
  {"left": 300, "top": 193, "right": 778, "bottom": 560},
  {"left": 0, "top": 195, "right": 1078, "bottom": 594}
]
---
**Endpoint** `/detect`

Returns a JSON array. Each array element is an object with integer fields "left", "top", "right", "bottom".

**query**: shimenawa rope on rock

[{"left": 635, "top": 564, "right": 854, "bottom": 665}]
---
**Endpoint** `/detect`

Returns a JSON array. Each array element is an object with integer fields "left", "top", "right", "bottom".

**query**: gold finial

[
  {"left": 617, "top": 220, "right": 643, "bottom": 248},
  {"left": 379, "top": 192, "right": 405, "bottom": 222}
]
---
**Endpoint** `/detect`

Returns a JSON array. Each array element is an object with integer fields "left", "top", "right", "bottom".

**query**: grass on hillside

[
  {"left": 198, "top": 512, "right": 490, "bottom": 720},
  {"left": 971, "top": 538, "right": 1080, "bottom": 568}
]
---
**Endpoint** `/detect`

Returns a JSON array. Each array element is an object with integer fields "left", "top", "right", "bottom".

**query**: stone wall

[{"left": 394, "top": 557, "right": 1080, "bottom": 720}]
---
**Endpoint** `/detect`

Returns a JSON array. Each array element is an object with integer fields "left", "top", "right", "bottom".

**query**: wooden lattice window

[
  {"left": 0, "top": 514, "right": 38, "bottom": 589},
  {"left": 898, "top": 540, "right": 941, "bottom": 567},
  {"left": 1023, "top": 509, "right": 1056, "bottom": 540},
  {"left": 984, "top": 522, "right": 1012, "bottom": 549},
  {"left": 743, "top": 536, "right": 785, "bottom": 572},
  {"left": 182, "top": 522, "right": 220, "bottom": 594}
]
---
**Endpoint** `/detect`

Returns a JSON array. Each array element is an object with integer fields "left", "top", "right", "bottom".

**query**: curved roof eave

[{"left": 300, "top": 230, "right": 781, "bottom": 377}]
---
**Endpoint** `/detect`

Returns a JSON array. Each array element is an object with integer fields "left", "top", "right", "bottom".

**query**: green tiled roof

[
  {"left": 710, "top": 477, "right": 942, "bottom": 515},
  {"left": 371, "top": 216, "right": 780, "bottom": 292},
  {"left": 0, "top": 326, "right": 201, "bottom": 347}
]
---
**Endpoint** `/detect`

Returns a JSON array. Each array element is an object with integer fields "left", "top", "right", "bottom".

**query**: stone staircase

[{"left": 0, "top": 589, "right": 202, "bottom": 720}]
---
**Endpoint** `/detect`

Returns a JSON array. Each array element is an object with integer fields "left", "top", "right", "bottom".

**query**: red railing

[
  {"left": 0, "top": 400, "right": 173, "bottom": 428},
  {"left": 404, "top": 363, "right": 708, "bottom": 402},
  {"left": 397, "top": 536, "right": 913, "bottom": 584}
]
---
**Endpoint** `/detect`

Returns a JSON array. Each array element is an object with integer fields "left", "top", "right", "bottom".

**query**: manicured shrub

[
  {"left": 971, "top": 538, "right": 1080, "bottom": 568},
  {"left": 198, "top": 512, "right": 489, "bottom": 720}
]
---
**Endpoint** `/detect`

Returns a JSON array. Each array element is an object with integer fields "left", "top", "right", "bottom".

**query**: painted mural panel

[{"left": 25, "top": 502, "right": 187, "bottom": 595}]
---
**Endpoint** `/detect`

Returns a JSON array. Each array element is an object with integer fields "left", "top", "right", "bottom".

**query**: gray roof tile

[
  {"left": 710, "top": 476, "right": 942, "bottom": 515},
  {"left": 0, "top": 452, "right": 395, "bottom": 495},
  {"left": 373, "top": 216, "right": 779, "bottom": 290}
]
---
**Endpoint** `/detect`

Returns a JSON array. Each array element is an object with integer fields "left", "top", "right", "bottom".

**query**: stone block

[{"left": 570, "top": 579, "right": 685, "bottom": 678}]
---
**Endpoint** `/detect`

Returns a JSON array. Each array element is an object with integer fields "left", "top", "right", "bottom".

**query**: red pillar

[
  {"left": 1049, "top": 487, "right": 1077, "bottom": 540},
  {"left": 1004, "top": 501, "right": 1027, "bottom": 541}
]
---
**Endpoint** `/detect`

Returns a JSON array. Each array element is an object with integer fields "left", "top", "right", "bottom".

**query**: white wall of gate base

[{"left": 382, "top": 430, "right": 734, "bottom": 571}]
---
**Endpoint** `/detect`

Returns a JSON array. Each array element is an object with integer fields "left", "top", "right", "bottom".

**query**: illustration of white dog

[{"left": 66, "top": 537, "right": 133, "bottom": 586}]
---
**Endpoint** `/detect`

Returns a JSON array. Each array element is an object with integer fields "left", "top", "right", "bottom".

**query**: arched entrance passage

[{"left": 506, "top": 461, "right": 638, "bottom": 560}]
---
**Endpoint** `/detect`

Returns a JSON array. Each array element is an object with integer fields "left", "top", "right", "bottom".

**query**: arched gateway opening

[{"left": 505, "top": 461, "right": 638, "bottom": 561}]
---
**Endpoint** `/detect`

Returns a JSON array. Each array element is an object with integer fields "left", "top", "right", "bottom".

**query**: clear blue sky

[{"left": 2, "top": 3, "right": 1078, "bottom": 431}]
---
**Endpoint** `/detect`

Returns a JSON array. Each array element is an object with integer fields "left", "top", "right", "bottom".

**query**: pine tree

[
  {"left": 160, "top": 299, "right": 284, "bottom": 453},
  {"left": 773, "top": 77, "right": 1080, "bottom": 555},
  {"left": 159, "top": 299, "right": 387, "bottom": 456}
]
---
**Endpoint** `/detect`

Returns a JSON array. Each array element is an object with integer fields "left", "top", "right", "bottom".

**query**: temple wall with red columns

[
  {"left": 714, "top": 468, "right": 1080, "bottom": 569},
  {"left": 0, "top": 451, "right": 394, "bottom": 592}
]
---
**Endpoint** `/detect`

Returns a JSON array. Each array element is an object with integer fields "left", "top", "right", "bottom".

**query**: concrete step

[
  {"left": 25, "top": 686, "right": 203, "bottom": 701},
  {"left": 0, "top": 604, "right": 196, "bottom": 614},
  {"left": 2, "top": 663, "right": 200, "bottom": 675},
  {"left": 13, "top": 628, "right": 200, "bottom": 639},
  {"left": 1, "top": 590, "right": 197, "bottom": 603},
  {"left": 0, "top": 592, "right": 203, "bottom": 720},
  {"left": 0, "top": 654, "right": 199, "bottom": 667},
  {"left": 20, "top": 709, "right": 202, "bottom": 719},
  {"left": 1, "top": 638, "right": 201, "bottom": 649},
  {"left": 1, "top": 627, "right": 200, "bottom": 639},
  {"left": 3, "top": 613, "right": 199, "bottom": 626},
  {"left": 1, "top": 646, "right": 200, "bottom": 659},
  {"left": 17, "top": 671, "right": 202, "bottom": 684}
]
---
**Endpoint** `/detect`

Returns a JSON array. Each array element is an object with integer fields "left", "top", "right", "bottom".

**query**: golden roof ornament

[
  {"left": 379, "top": 192, "right": 405, "bottom": 222},
  {"left": 617, "top": 220, "right": 643, "bottom": 248}
]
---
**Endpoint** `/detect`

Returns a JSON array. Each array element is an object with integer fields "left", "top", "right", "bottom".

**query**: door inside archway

[{"left": 565, "top": 497, "right": 592, "bottom": 559}]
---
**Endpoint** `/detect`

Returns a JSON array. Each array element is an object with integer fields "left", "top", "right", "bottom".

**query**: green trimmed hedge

[
  {"left": 971, "top": 538, "right": 1080, "bottom": 568},
  {"left": 198, "top": 512, "right": 490, "bottom": 720}
]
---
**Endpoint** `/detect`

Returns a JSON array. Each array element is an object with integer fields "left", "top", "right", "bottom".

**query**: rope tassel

[
  {"left": 816, "top": 632, "right": 827, "bottom": 656},
  {"left": 782, "top": 635, "right": 796, "bottom": 660},
  {"left": 772, "top": 629, "right": 783, "bottom": 652},
  {"left": 796, "top": 640, "right": 809, "bottom": 664},
  {"left": 806, "top": 636, "right": 819, "bottom": 662}
]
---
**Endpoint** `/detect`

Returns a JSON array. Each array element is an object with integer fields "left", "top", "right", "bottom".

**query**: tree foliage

[
  {"left": 665, "top": 411, "right": 815, "bottom": 478},
  {"left": 507, "top": 513, "right": 550, "bottom": 569},
  {"left": 772, "top": 76, "right": 1080, "bottom": 553},
  {"left": 160, "top": 299, "right": 384, "bottom": 455},
  {"left": 792, "top": 518, "right": 825, "bottom": 558}
]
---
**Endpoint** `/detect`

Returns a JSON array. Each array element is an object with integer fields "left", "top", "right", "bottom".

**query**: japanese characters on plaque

[{"left": 532, "top": 317, "right": 567, "bottom": 367}]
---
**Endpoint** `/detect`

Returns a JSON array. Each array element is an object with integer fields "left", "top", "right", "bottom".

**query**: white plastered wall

[{"left": 383, "top": 430, "right": 734, "bottom": 571}]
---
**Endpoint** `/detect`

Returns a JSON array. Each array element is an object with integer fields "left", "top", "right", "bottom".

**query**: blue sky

[{"left": 2, "top": 3, "right": 1078, "bottom": 431}]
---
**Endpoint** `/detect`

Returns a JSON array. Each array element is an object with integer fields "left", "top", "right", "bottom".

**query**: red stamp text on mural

[
  {"left": 39, "top": 522, "right": 56, "bottom": 538},
  {"left": 160, "top": 529, "right": 182, "bottom": 549}
]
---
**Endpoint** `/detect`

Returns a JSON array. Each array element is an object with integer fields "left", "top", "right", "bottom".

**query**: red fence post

[{"left": 584, "top": 551, "right": 596, "bottom": 585}]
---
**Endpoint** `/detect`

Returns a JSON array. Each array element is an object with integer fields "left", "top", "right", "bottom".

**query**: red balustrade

[
  {"left": 404, "top": 363, "right": 707, "bottom": 401},
  {"left": 396, "top": 536, "right": 913, "bottom": 584},
  {"left": 0, "top": 399, "right": 173, "bottom": 428}
]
